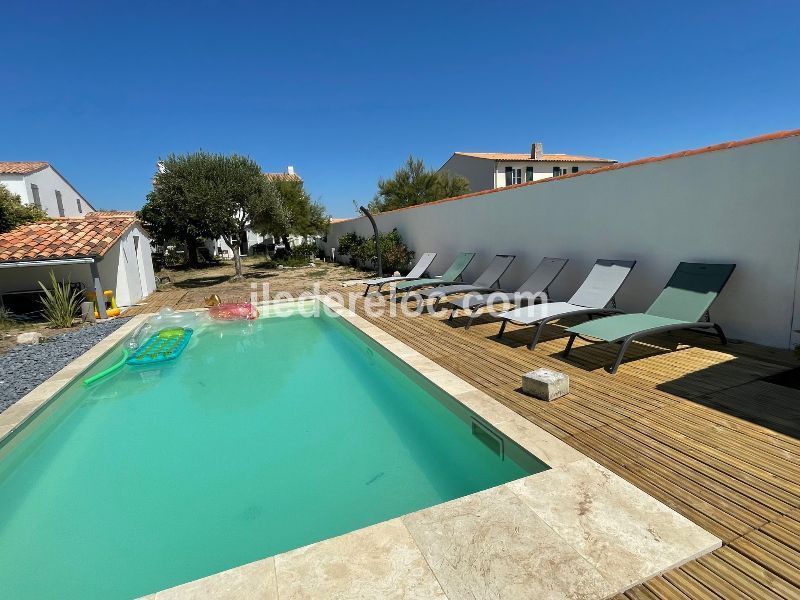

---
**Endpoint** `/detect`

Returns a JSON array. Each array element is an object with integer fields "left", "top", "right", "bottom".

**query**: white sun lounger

[
  {"left": 361, "top": 252, "right": 437, "bottom": 296},
  {"left": 496, "top": 259, "right": 636, "bottom": 349}
]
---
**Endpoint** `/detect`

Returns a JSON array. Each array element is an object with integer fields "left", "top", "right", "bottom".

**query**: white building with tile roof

[
  {"left": 0, "top": 162, "right": 95, "bottom": 218},
  {"left": 438, "top": 142, "right": 616, "bottom": 193}
]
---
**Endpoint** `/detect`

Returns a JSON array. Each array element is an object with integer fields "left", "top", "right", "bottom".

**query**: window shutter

[
  {"left": 55, "top": 190, "right": 65, "bottom": 216},
  {"left": 504, "top": 166, "right": 513, "bottom": 186},
  {"left": 31, "top": 184, "right": 42, "bottom": 208}
]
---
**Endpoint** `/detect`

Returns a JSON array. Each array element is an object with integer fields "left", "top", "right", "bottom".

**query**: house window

[
  {"left": 76, "top": 198, "right": 83, "bottom": 213},
  {"left": 31, "top": 184, "right": 42, "bottom": 208},
  {"left": 55, "top": 190, "right": 65, "bottom": 216},
  {"left": 525, "top": 166, "right": 534, "bottom": 182},
  {"left": 505, "top": 167, "right": 523, "bottom": 185},
  {"left": 553, "top": 167, "right": 562, "bottom": 177},
  {"left": 572, "top": 166, "right": 579, "bottom": 173}
]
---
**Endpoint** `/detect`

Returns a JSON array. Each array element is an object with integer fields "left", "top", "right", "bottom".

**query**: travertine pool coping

[
  {"left": 0, "top": 314, "right": 149, "bottom": 445},
  {"left": 0, "top": 298, "right": 721, "bottom": 600}
]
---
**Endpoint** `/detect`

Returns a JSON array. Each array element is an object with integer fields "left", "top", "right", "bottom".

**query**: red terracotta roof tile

[
  {"left": 264, "top": 172, "right": 303, "bottom": 183},
  {"left": 0, "top": 217, "right": 136, "bottom": 263},
  {"left": 456, "top": 152, "right": 616, "bottom": 163},
  {"left": 0, "top": 161, "right": 49, "bottom": 175},
  {"left": 85, "top": 210, "right": 138, "bottom": 219}
]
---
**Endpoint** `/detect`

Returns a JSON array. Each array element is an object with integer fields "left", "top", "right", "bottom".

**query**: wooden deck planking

[
  {"left": 123, "top": 285, "right": 800, "bottom": 598},
  {"left": 121, "top": 289, "right": 188, "bottom": 316},
  {"left": 351, "top": 297, "right": 800, "bottom": 598}
]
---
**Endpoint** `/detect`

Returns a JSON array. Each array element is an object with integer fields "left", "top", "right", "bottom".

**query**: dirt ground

[{"left": 140, "top": 256, "right": 372, "bottom": 311}]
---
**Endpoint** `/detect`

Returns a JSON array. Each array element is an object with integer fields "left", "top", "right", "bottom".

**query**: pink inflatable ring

[{"left": 209, "top": 302, "right": 259, "bottom": 321}]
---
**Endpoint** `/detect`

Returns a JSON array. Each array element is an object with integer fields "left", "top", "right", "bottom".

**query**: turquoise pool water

[{"left": 0, "top": 309, "right": 546, "bottom": 599}]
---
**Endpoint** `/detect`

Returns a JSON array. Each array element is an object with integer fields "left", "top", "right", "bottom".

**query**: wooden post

[{"left": 89, "top": 261, "right": 108, "bottom": 319}]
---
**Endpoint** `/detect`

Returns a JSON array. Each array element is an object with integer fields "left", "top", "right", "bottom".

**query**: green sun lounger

[
  {"left": 563, "top": 262, "right": 736, "bottom": 374},
  {"left": 391, "top": 252, "right": 476, "bottom": 300},
  {"left": 417, "top": 254, "right": 516, "bottom": 305}
]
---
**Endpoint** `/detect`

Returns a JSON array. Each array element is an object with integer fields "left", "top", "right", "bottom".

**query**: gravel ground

[{"left": 0, "top": 318, "right": 131, "bottom": 414}]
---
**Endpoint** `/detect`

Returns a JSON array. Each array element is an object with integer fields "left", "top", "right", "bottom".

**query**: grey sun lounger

[
  {"left": 563, "top": 262, "right": 735, "bottom": 374},
  {"left": 446, "top": 257, "right": 569, "bottom": 329},
  {"left": 391, "top": 252, "right": 476, "bottom": 300},
  {"left": 417, "top": 254, "right": 516, "bottom": 305},
  {"left": 361, "top": 252, "right": 437, "bottom": 296},
  {"left": 496, "top": 259, "right": 637, "bottom": 350}
]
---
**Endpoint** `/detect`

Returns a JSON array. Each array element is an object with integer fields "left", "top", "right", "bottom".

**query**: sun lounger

[
  {"left": 562, "top": 262, "right": 735, "bottom": 373},
  {"left": 445, "top": 257, "right": 569, "bottom": 329},
  {"left": 361, "top": 252, "right": 437, "bottom": 296},
  {"left": 496, "top": 259, "right": 637, "bottom": 349},
  {"left": 391, "top": 252, "right": 476, "bottom": 300},
  {"left": 417, "top": 254, "right": 516, "bottom": 305}
]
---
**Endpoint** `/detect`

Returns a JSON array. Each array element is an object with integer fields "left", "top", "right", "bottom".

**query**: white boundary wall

[{"left": 325, "top": 133, "right": 800, "bottom": 349}]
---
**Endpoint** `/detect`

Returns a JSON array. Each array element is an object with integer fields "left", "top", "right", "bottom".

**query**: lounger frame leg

[
  {"left": 464, "top": 308, "right": 480, "bottom": 330},
  {"left": 713, "top": 324, "right": 728, "bottom": 344},
  {"left": 497, "top": 319, "right": 508, "bottom": 338},
  {"left": 609, "top": 337, "right": 636, "bottom": 374},
  {"left": 448, "top": 308, "right": 456, "bottom": 321},
  {"left": 562, "top": 333, "right": 577, "bottom": 357},
  {"left": 528, "top": 323, "right": 546, "bottom": 350}
]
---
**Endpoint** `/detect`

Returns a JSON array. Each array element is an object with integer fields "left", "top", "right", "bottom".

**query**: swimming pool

[{"left": 0, "top": 304, "right": 546, "bottom": 599}]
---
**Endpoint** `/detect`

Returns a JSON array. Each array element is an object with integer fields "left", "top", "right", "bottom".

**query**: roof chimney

[
  {"left": 287, "top": 165, "right": 295, "bottom": 175},
  {"left": 531, "top": 142, "right": 543, "bottom": 160}
]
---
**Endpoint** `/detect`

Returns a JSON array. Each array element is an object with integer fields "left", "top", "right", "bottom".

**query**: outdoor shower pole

[{"left": 359, "top": 205, "right": 383, "bottom": 277}]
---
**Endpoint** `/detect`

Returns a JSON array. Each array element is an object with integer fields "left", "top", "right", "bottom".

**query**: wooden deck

[
  {"left": 122, "top": 289, "right": 189, "bottom": 316},
  {"left": 128, "top": 287, "right": 800, "bottom": 599}
]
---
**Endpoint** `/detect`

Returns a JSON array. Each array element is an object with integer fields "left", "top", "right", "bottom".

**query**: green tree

[
  {"left": 368, "top": 156, "right": 469, "bottom": 213},
  {"left": 0, "top": 183, "right": 48, "bottom": 233},
  {"left": 138, "top": 152, "right": 283, "bottom": 278},
  {"left": 215, "top": 155, "right": 284, "bottom": 278},
  {"left": 252, "top": 179, "right": 328, "bottom": 249}
]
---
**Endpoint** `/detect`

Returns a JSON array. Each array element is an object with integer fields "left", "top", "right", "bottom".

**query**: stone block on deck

[{"left": 522, "top": 368, "right": 569, "bottom": 401}]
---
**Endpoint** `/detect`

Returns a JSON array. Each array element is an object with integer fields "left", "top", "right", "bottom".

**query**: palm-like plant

[{"left": 39, "top": 271, "right": 80, "bottom": 328}]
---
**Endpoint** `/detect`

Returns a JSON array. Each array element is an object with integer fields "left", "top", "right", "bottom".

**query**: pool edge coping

[
  {"left": 0, "top": 315, "right": 150, "bottom": 444},
  {"left": 145, "top": 297, "right": 722, "bottom": 600},
  {"left": 0, "top": 299, "right": 721, "bottom": 599}
]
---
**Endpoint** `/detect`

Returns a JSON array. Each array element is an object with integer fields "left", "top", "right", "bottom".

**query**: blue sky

[{"left": 2, "top": 1, "right": 798, "bottom": 217}]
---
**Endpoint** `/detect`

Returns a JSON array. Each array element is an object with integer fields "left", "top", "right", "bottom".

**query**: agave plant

[
  {"left": 0, "top": 306, "right": 16, "bottom": 330},
  {"left": 39, "top": 271, "right": 80, "bottom": 328}
]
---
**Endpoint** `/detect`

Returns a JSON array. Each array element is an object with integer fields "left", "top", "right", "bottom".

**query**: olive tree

[{"left": 139, "top": 152, "right": 284, "bottom": 278}]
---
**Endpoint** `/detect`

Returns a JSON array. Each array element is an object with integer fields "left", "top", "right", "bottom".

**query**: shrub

[
  {"left": 336, "top": 232, "right": 363, "bottom": 256},
  {"left": 350, "top": 237, "right": 374, "bottom": 266},
  {"left": 38, "top": 272, "right": 80, "bottom": 328},
  {"left": 290, "top": 242, "right": 319, "bottom": 261},
  {"left": 379, "top": 229, "right": 414, "bottom": 273},
  {"left": 339, "top": 229, "right": 413, "bottom": 273},
  {"left": 0, "top": 183, "right": 48, "bottom": 233}
]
